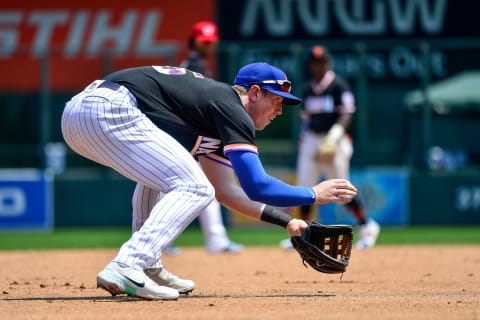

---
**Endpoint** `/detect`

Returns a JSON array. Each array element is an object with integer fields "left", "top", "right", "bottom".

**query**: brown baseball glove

[
  {"left": 315, "top": 138, "right": 337, "bottom": 163},
  {"left": 290, "top": 221, "right": 353, "bottom": 274}
]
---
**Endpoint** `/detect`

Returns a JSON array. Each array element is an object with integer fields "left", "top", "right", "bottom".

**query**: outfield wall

[{"left": 2, "top": 167, "right": 479, "bottom": 230}]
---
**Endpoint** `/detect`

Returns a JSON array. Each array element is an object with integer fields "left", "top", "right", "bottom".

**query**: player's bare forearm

[
  {"left": 199, "top": 156, "right": 264, "bottom": 220},
  {"left": 207, "top": 170, "right": 307, "bottom": 236},
  {"left": 337, "top": 112, "right": 353, "bottom": 129},
  {"left": 216, "top": 183, "right": 264, "bottom": 220}
]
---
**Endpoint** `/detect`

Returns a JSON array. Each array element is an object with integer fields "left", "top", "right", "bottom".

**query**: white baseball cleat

[
  {"left": 164, "top": 244, "right": 181, "bottom": 256},
  {"left": 97, "top": 262, "right": 179, "bottom": 300},
  {"left": 144, "top": 267, "right": 195, "bottom": 295},
  {"left": 355, "top": 219, "right": 380, "bottom": 250},
  {"left": 206, "top": 241, "right": 244, "bottom": 254}
]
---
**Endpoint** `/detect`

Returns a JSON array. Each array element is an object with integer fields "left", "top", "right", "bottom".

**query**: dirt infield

[{"left": 1, "top": 246, "right": 478, "bottom": 320}]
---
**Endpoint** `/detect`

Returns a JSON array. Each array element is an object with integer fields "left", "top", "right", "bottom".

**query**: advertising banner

[
  {"left": 410, "top": 172, "right": 480, "bottom": 224},
  {"left": 321, "top": 168, "right": 409, "bottom": 226},
  {"left": 218, "top": 1, "right": 479, "bottom": 41},
  {"left": 216, "top": 1, "right": 480, "bottom": 82},
  {"left": 0, "top": 0, "right": 215, "bottom": 90},
  {"left": 229, "top": 167, "right": 409, "bottom": 227},
  {"left": 0, "top": 169, "right": 53, "bottom": 230}
]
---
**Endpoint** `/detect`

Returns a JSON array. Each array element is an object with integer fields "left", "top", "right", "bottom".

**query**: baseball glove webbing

[{"left": 290, "top": 221, "right": 353, "bottom": 274}]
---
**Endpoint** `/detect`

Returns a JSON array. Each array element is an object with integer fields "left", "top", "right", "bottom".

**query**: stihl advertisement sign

[{"left": 0, "top": 0, "right": 215, "bottom": 90}]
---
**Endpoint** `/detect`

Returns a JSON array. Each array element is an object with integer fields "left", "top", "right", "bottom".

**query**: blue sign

[
  {"left": 320, "top": 168, "right": 409, "bottom": 226},
  {"left": 0, "top": 170, "right": 53, "bottom": 230}
]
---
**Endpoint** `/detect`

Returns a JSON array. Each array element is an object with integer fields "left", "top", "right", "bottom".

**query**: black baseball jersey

[
  {"left": 302, "top": 71, "right": 355, "bottom": 134},
  {"left": 104, "top": 66, "right": 256, "bottom": 159},
  {"left": 180, "top": 51, "right": 209, "bottom": 77}
]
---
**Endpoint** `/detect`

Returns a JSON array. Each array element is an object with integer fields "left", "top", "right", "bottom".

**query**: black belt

[{"left": 98, "top": 80, "right": 121, "bottom": 91}]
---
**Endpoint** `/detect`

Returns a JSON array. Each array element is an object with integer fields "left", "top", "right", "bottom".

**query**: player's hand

[
  {"left": 312, "top": 179, "right": 357, "bottom": 205},
  {"left": 285, "top": 219, "right": 308, "bottom": 237},
  {"left": 315, "top": 137, "right": 337, "bottom": 163}
]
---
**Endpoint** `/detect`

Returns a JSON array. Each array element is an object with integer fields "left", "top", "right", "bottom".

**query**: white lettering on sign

[
  {"left": 334, "top": 46, "right": 447, "bottom": 79},
  {"left": 0, "top": 12, "right": 22, "bottom": 56},
  {"left": 29, "top": 11, "right": 69, "bottom": 56},
  {"left": 0, "top": 9, "right": 177, "bottom": 58},
  {"left": 456, "top": 186, "right": 480, "bottom": 211},
  {"left": 240, "top": 0, "right": 447, "bottom": 37},
  {"left": 238, "top": 45, "right": 447, "bottom": 80},
  {"left": 0, "top": 187, "right": 26, "bottom": 217}
]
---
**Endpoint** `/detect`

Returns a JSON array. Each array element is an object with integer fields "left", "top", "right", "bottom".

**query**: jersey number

[{"left": 153, "top": 66, "right": 204, "bottom": 78}]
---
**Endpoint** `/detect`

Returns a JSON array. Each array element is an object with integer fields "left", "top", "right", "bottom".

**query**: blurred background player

[
  {"left": 166, "top": 20, "right": 243, "bottom": 255},
  {"left": 180, "top": 21, "right": 218, "bottom": 78},
  {"left": 280, "top": 44, "right": 380, "bottom": 250}
]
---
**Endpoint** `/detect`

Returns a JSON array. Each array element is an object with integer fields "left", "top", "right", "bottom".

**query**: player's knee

[
  {"left": 203, "top": 183, "right": 215, "bottom": 202},
  {"left": 197, "top": 183, "right": 215, "bottom": 211},
  {"left": 187, "top": 181, "right": 215, "bottom": 204}
]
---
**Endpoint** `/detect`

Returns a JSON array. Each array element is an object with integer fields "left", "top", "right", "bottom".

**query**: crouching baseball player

[{"left": 61, "top": 62, "right": 357, "bottom": 300}]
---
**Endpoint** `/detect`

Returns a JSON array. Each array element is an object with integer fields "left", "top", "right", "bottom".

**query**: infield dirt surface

[{"left": 1, "top": 245, "right": 478, "bottom": 320}]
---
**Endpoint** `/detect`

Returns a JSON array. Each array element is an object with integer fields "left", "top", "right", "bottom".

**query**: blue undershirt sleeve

[{"left": 227, "top": 150, "right": 316, "bottom": 207}]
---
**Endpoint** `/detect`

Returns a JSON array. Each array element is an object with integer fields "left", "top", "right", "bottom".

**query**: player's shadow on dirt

[
  {"left": 1, "top": 296, "right": 139, "bottom": 302},
  {"left": 1, "top": 293, "right": 335, "bottom": 302},
  {"left": 190, "top": 293, "right": 336, "bottom": 299}
]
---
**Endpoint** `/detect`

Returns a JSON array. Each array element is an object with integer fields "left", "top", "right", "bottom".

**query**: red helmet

[
  {"left": 191, "top": 21, "right": 219, "bottom": 43},
  {"left": 309, "top": 45, "right": 331, "bottom": 62}
]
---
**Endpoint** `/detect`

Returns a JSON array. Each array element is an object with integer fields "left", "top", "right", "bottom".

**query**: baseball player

[
  {"left": 180, "top": 20, "right": 218, "bottom": 78},
  {"left": 280, "top": 45, "right": 380, "bottom": 250},
  {"left": 167, "top": 20, "right": 243, "bottom": 254},
  {"left": 61, "top": 62, "right": 358, "bottom": 300}
]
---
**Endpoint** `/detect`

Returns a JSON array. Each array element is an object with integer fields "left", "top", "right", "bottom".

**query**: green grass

[{"left": 0, "top": 225, "right": 479, "bottom": 250}]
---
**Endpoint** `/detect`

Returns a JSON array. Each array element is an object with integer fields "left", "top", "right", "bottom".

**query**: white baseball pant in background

[{"left": 296, "top": 130, "right": 353, "bottom": 187}]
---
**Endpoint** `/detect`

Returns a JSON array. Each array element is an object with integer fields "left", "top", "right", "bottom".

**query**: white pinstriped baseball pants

[
  {"left": 61, "top": 80, "right": 215, "bottom": 269},
  {"left": 132, "top": 169, "right": 231, "bottom": 253}
]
